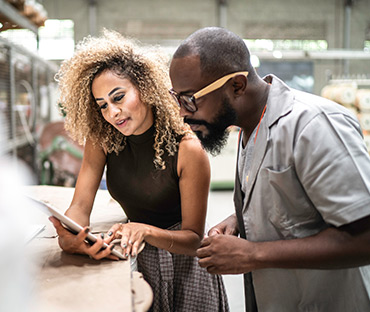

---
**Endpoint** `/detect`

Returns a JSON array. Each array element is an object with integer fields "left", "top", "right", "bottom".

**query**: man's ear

[{"left": 232, "top": 75, "right": 247, "bottom": 96}]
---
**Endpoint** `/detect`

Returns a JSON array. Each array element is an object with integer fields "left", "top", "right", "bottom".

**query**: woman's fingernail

[
  {"left": 125, "top": 253, "right": 129, "bottom": 258},
  {"left": 132, "top": 252, "right": 137, "bottom": 257},
  {"left": 107, "top": 231, "right": 113, "bottom": 237},
  {"left": 110, "top": 244, "right": 115, "bottom": 250},
  {"left": 84, "top": 227, "right": 90, "bottom": 234},
  {"left": 122, "top": 243, "right": 127, "bottom": 248},
  {"left": 100, "top": 233, "right": 104, "bottom": 239}
]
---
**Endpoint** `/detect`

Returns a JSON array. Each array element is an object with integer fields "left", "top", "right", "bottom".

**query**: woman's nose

[{"left": 108, "top": 104, "right": 120, "bottom": 119}]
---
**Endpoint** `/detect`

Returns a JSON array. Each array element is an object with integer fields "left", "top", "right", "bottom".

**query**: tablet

[{"left": 28, "top": 195, "right": 126, "bottom": 260}]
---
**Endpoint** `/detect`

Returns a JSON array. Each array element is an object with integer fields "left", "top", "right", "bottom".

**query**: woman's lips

[{"left": 116, "top": 118, "right": 129, "bottom": 127}]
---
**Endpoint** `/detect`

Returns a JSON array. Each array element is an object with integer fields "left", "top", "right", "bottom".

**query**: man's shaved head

[{"left": 173, "top": 27, "right": 254, "bottom": 81}]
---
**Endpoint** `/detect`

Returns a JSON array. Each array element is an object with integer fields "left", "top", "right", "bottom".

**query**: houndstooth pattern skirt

[{"left": 137, "top": 224, "right": 230, "bottom": 312}]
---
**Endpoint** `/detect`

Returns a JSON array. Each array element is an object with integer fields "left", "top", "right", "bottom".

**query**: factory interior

[{"left": 0, "top": 0, "right": 370, "bottom": 311}]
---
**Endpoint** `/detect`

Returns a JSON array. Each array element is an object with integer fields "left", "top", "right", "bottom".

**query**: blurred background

[
  {"left": 0, "top": 0, "right": 370, "bottom": 188},
  {"left": 0, "top": 1, "right": 369, "bottom": 311}
]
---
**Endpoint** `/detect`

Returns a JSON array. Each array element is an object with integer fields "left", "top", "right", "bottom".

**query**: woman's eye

[
  {"left": 99, "top": 103, "right": 108, "bottom": 110},
  {"left": 114, "top": 94, "right": 124, "bottom": 102}
]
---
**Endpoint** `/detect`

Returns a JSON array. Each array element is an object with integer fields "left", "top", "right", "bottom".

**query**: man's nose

[{"left": 179, "top": 104, "right": 192, "bottom": 118}]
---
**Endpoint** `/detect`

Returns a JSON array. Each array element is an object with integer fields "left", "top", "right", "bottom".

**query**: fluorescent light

[
  {"left": 272, "top": 50, "right": 283, "bottom": 59},
  {"left": 250, "top": 54, "right": 260, "bottom": 68}
]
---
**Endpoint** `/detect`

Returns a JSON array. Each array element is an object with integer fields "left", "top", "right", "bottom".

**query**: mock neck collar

[{"left": 126, "top": 125, "right": 155, "bottom": 144}]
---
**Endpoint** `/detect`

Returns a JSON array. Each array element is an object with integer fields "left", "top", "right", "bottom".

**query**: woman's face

[{"left": 92, "top": 70, "right": 154, "bottom": 136}]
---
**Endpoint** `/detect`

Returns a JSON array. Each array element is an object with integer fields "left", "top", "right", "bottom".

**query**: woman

[{"left": 51, "top": 30, "right": 229, "bottom": 312}]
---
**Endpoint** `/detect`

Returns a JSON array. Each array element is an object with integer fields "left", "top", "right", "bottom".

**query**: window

[
  {"left": 0, "top": 19, "right": 75, "bottom": 60},
  {"left": 38, "top": 19, "right": 74, "bottom": 60},
  {"left": 244, "top": 39, "right": 328, "bottom": 52},
  {"left": 365, "top": 41, "right": 370, "bottom": 52}
]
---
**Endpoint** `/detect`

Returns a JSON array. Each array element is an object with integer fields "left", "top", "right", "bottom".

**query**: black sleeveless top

[{"left": 106, "top": 126, "right": 182, "bottom": 229}]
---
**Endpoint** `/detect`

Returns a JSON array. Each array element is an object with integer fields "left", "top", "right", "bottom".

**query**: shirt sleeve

[{"left": 294, "top": 111, "right": 370, "bottom": 227}]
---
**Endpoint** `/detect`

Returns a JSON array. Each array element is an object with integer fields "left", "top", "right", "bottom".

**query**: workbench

[{"left": 23, "top": 185, "right": 153, "bottom": 312}]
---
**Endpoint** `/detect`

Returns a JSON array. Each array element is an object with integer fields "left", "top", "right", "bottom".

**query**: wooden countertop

[{"left": 23, "top": 185, "right": 152, "bottom": 312}]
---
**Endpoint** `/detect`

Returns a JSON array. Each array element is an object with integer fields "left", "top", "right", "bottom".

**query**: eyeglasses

[{"left": 169, "top": 71, "right": 249, "bottom": 113}]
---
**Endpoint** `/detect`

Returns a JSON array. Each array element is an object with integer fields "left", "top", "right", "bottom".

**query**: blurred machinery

[
  {"left": 38, "top": 120, "right": 83, "bottom": 186},
  {"left": 0, "top": 0, "right": 59, "bottom": 181}
]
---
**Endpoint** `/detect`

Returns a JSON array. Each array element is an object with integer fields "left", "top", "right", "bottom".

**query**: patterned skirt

[{"left": 137, "top": 224, "right": 230, "bottom": 312}]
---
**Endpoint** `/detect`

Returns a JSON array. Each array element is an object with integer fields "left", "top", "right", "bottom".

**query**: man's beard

[{"left": 184, "top": 96, "right": 237, "bottom": 156}]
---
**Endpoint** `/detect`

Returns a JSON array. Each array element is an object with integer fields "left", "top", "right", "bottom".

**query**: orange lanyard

[
  {"left": 254, "top": 104, "right": 267, "bottom": 144},
  {"left": 237, "top": 104, "right": 267, "bottom": 147}
]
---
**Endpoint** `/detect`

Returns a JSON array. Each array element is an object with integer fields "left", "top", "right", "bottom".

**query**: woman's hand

[
  {"left": 49, "top": 216, "right": 118, "bottom": 260},
  {"left": 105, "top": 222, "right": 148, "bottom": 257}
]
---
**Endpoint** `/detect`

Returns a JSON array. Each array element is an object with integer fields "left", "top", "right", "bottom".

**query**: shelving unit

[
  {"left": 0, "top": 1, "right": 57, "bottom": 171},
  {"left": 0, "top": 37, "right": 58, "bottom": 166},
  {"left": 0, "top": 0, "right": 46, "bottom": 33},
  {"left": 322, "top": 77, "right": 370, "bottom": 152}
]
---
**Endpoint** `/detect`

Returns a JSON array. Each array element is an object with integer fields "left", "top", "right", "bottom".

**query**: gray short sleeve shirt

[{"left": 235, "top": 75, "right": 370, "bottom": 311}]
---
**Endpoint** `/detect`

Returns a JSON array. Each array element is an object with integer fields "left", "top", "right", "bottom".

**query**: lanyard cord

[
  {"left": 237, "top": 104, "right": 267, "bottom": 147},
  {"left": 254, "top": 104, "right": 267, "bottom": 144},
  {"left": 240, "top": 81, "right": 270, "bottom": 145}
]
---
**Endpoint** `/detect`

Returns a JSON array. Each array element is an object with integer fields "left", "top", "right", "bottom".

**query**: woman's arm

[
  {"left": 173, "top": 135, "right": 210, "bottom": 255},
  {"left": 105, "top": 136, "right": 210, "bottom": 257},
  {"left": 65, "top": 139, "right": 106, "bottom": 224},
  {"left": 51, "top": 139, "right": 117, "bottom": 259}
]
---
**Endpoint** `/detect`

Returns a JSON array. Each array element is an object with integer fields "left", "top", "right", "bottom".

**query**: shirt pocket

[{"left": 261, "top": 166, "right": 326, "bottom": 238}]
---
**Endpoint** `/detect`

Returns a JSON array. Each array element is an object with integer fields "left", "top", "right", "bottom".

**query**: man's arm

[{"left": 197, "top": 215, "right": 370, "bottom": 274}]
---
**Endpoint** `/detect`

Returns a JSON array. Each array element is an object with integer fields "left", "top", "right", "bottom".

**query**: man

[{"left": 169, "top": 27, "right": 370, "bottom": 311}]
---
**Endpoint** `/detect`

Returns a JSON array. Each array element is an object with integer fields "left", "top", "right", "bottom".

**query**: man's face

[
  {"left": 169, "top": 55, "right": 236, "bottom": 155},
  {"left": 184, "top": 95, "right": 236, "bottom": 155}
]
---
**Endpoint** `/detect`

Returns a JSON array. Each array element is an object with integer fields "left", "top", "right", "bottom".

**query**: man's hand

[
  {"left": 197, "top": 233, "right": 257, "bottom": 274},
  {"left": 198, "top": 214, "right": 247, "bottom": 274},
  {"left": 207, "top": 214, "right": 239, "bottom": 236},
  {"left": 199, "top": 215, "right": 370, "bottom": 275}
]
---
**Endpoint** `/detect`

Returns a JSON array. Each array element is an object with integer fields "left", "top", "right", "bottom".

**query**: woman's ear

[{"left": 232, "top": 75, "right": 247, "bottom": 96}]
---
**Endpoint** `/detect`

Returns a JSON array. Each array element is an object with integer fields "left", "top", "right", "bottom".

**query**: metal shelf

[
  {"left": 328, "top": 78, "right": 370, "bottom": 87},
  {"left": 0, "top": 0, "right": 38, "bottom": 34}
]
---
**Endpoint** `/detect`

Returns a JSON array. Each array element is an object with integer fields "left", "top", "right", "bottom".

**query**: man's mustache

[{"left": 184, "top": 118, "right": 210, "bottom": 127}]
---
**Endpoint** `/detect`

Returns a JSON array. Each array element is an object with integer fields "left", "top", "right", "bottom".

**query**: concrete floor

[{"left": 206, "top": 190, "right": 245, "bottom": 312}]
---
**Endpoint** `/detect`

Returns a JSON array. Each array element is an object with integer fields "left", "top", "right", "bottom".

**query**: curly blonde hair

[{"left": 56, "top": 29, "right": 191, "bottom": 169}]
